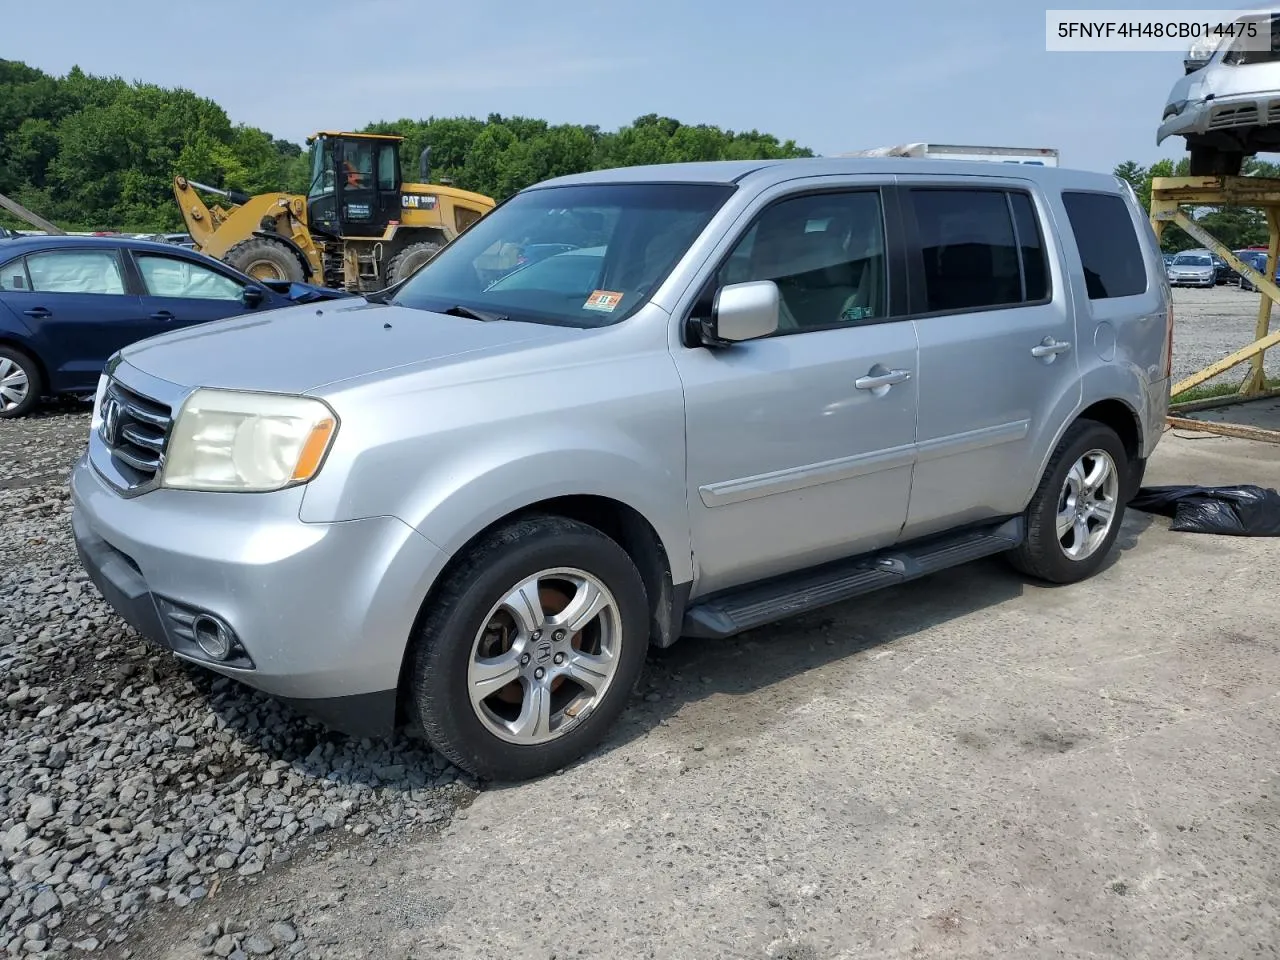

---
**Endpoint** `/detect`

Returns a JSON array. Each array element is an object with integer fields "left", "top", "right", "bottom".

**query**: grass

[{"left": 1171, "top": 376, "right": 1280, "bottom": 405}]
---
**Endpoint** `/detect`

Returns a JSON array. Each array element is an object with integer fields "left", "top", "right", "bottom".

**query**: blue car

[{"left": 0, "top": 235, "right": 349, "bottom": 417}]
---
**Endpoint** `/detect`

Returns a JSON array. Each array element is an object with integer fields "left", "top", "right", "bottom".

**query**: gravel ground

[
  {"left": 0, "top": 407, "right": 479, "bottom": 959},
  {"left": 1170, "top": 283, "right": 1280, "bottom": 387},
  {"left": 2, "top": 288, "right": 1278, "bottom": 958}
]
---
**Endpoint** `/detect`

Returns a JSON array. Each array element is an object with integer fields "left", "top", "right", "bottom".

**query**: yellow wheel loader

[{"left": 173, "top": 131, "right": 496, "bottom": 292}]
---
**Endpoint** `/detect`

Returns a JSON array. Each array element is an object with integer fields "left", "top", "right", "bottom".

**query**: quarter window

[
  {"left": 1061, "top": 191, "right": 1148, "bottom": 299},
  {"left": 136, "top": 254, "right": 244, "bottom": 300},
  {"left": 717, "top": 190, "right": 888, "bottom": 332},
  {"left": 25, "top": 250, "right": 126, "bottom": 295},
  {"left": 0, "top": 259, "right": 28, "bottom": 291}
]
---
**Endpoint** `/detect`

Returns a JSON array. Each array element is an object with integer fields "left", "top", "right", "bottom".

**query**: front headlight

[
  {"left": 162, "top": 389, "right": 338, "bottom": 492},
  {"left": 89, "top": 374, "right": 109, "bottom": 433}
]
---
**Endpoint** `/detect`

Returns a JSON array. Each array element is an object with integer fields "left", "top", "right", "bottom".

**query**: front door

[
  {"left": 896, "top": 179, "right": 1081, "bottom": 541},
  {"left": 335, "top": 139, "right": 401, "bottom": 238},
  {"left": 673, "top": 184, "right": 919, "bottom": 595}
]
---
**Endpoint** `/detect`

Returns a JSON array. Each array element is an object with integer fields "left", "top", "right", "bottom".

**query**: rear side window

[
  {"left": 1061, "top": 191, "right": 1148, "bottom": 299},
  {"left": 909, "top": 188, "right": 1050, "bottom": 313},
  {"left": 26, "top": 250, "right": 127, "bottom": 295}
]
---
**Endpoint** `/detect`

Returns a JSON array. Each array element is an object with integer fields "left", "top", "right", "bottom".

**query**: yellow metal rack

[{"left": 1149, "top": 175, "right": 1280, "bottom": 442}]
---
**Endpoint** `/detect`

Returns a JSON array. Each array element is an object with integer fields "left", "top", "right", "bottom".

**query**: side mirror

[
  {"left": 702, "top": 280, "right": 780, "bottom": 344},
  {"left": 242, "top": 284, "right": 266, "bottom": 308}
]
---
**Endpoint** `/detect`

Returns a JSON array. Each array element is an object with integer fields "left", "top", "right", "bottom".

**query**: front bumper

[
  {"left": 70, "top": 453, "right": 448, "bottom": 737},
  {"left": 1158, "top": 91, "right": 1280, "bottom": 144}
]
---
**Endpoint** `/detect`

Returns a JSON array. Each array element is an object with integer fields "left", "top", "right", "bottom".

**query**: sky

[{"left": 1, "top": 0, "right": 1238, "bottom": 174}]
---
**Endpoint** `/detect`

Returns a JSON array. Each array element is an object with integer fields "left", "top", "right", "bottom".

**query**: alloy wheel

[
  {"left": 1056, "top": 448, "right": 1120, "bottom": 561},
  {"left": 467, "top": 567, "right": 623, "bottom": 745},
  {"left": 0, "top": 356, "right": 30, "bottom": 412}
]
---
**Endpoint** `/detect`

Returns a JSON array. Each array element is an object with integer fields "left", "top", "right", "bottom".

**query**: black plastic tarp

[{"left": 1129, "top": 484, "right": 1280, "bottom": 536}]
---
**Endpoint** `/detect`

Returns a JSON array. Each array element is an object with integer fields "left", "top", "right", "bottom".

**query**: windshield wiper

[{"left": 440, "top": 304, "right": 508, "bottom": 322}]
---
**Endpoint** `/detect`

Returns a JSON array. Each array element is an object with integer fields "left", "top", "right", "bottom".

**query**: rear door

[
  {"left": 0, "top": 246, "right": 147, "bottom": 393},
  {"left": 896, "top": 177, "right": 1080, "bottom": 541},
  {"left": 128, "top": 249, "right": 254, "bottom": 329}
]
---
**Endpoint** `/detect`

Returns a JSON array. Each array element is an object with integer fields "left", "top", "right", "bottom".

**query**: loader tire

[
  {"left": 386, "top": 241, "right": 442, "bottom": 286},
  {"left": 224, "top": 237, "right": 306, "bottom": 283}
]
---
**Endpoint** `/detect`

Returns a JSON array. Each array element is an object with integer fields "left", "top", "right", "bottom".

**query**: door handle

[
  {"left": 1031, "top": 337, "right": 1071, "bottom": 358},
  {"left": 855, "top": 368, "right": 912, "bottom": 390},
  {"left": 23, "top": 307, "right": 51, "bottom": 319},
  {"left": 149, "top": 310, "right": 175, "bottom": 321}
]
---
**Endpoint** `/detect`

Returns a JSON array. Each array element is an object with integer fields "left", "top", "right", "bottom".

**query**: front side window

[
  {"left": 714, "top": 190, "right": 888, "bottom": 332},
  {"left": 25, "top": 250, "right": 126, "bottom": 295},
  {"left": 390, "top": 182, "right": 735, "bottom": 328},
  {"left": 308, "top": 139, "right": 335, "bottom": 199},
  {"left": 341, "top": 141, "right": 375, "bottom": 189},
  {"left": 136, "top": 254, "right": 244, "bottom": 300}
]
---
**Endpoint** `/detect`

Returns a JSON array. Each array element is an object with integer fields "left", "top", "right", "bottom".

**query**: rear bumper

[{"left": 70, "top": 452, "right": 448, "bottom": 737}]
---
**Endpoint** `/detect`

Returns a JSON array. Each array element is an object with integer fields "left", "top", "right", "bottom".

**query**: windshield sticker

[{"left": 584, "top": 290, "right": 624, "bottom": 313}]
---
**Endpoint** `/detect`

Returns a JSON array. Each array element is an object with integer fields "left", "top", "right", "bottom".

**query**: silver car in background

[
  {"left": 1166, "top": 250, "right": 1217, "bottom": 286},
  {"left": 1158, "top": 8, "right": 1280, "bottom": 175},
  {"left": 70, "top": 158, "right": 1173, "bottom": 782}
]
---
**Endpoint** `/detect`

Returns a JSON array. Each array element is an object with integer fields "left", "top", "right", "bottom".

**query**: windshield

[
  {"left": 389, "top": 182, "right": 736, "bottom": 327},
  {"left": 1173, "top": 254, "right": 1211, "bottom": 266}
]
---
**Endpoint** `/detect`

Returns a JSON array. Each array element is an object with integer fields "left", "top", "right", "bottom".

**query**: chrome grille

[{"left": 99, "top": 380, "right": 173, "bottom": 488}]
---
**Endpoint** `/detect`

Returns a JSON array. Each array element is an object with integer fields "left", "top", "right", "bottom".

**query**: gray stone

[
  {"left": 244, "top": 934, "right": 276, "bottom": 955},
  {"left": 25, "top": 795, "right": 55, "bottom": 828},
  {"left": 269, "top": 922, "right": 298, "bottom": 945},
  {"left": 30, "top": 890, "right": 60, "bottom": 918}
]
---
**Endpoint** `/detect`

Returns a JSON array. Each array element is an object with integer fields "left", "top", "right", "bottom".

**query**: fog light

[{"left": 192, "top": 614, "right": 234, "bottom": 660}]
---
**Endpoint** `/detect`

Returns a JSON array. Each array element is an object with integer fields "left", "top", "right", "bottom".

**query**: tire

[
  {"left": 223, "top": 237, "right": 306, "bottom": 283},
  {"left": 0, "top": 345, "right": 42, "bottom": 418},
  {"left": 408, "top": 514, "right": 650, "bottom": 782},
  {"left": 1007, "top": 419, "right": 1130, "bottom": 585},
  {"left": 385, "top": 240, "right": 442, "bottom": 286}
]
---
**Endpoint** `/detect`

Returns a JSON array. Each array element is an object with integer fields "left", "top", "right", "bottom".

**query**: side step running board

[{"left": 681, "top": 516, "right": 1025, "bottom": 640}]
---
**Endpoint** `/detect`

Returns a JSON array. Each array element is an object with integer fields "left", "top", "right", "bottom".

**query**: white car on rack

[{"left": 1158, "top": 8, "right": 1280, "bottom": 175}]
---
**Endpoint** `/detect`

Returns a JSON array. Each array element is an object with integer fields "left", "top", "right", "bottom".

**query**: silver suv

[{"left": 70, "top": 158, "right": 1173, "bottom": 781}]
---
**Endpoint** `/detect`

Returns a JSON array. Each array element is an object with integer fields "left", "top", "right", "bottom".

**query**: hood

[{"left": 119, "top": 297, "right": 574, "bottom": 394}]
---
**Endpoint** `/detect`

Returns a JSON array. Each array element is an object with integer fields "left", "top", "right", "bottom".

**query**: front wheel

[
  {"left": 408, "top": 514, "right": 650, "bottom": 782},
  {"left": 1008, "top": 419, "right": 1130, "bottom": 584}
]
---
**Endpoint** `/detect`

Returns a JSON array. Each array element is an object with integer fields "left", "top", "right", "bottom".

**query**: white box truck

[{"left": 838, "top": 143, "right": 1059, "bottom": 166}]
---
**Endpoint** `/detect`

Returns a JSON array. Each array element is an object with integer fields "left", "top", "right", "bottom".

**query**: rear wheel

[
  {"left": 0, "top": 346, "right": 41, "bottom": 418},
  {"left": 1008, "top": 419, "right": 1129, "bottom": 584},
  {"left": 386, "top": 240, "right": 442, "bottom": 286},
  {"left": 223, "top": 237, "right": 306, "bottom": 283},
  {"left": 408, "top": 514, "right": 650, "bottom": 782}
]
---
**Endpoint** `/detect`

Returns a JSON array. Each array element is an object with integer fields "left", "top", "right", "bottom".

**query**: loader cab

[{"left": 305, "top": 132, "right": 403, "bottom": 239}]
